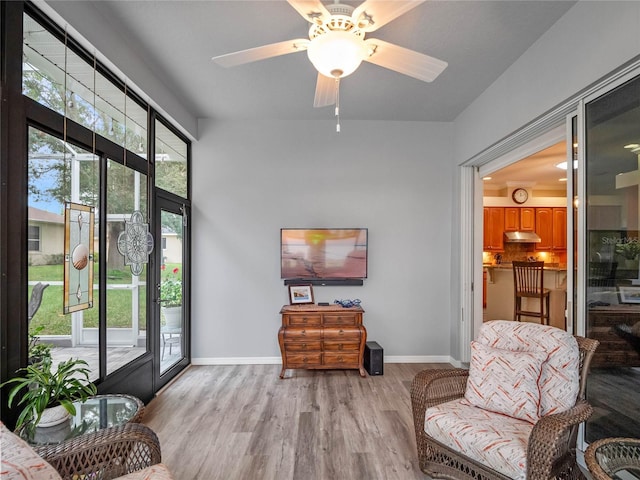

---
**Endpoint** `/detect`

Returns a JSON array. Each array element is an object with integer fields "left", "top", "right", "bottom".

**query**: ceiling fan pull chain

[{"left": 335, "top": 77, "right": 341, "bottom": 133}]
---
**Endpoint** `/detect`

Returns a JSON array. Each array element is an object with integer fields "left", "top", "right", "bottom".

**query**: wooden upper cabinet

[
  {"left": 484, "top": 207, "right": 505, "bottom": 251},
  {"left": 535, "top": 207, "right": 566, "bottom": 251},
  {"left": 535, "top": 207, "right": 553, "bottom": 250},
  {"left": 552, "top": 207, "right": 567, "bottom": 250},
  {"left": 484, "top": 206, "right": 566, "bottom": 252},
  {"left": 520, "top": 208, "right": 535, "bottom": 231},
  {"left": 504, "top": 208, "right": 520, "bottom": 232}
]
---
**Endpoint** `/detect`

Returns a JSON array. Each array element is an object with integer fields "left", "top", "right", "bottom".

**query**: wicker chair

[
  {"left": 1, "top": 421, "right": 171, "bottom": 480},
  {"left": 411, "top": 321, "right": 599, "bottom": 480}
]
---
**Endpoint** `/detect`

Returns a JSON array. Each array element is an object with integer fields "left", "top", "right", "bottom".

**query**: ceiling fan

[{"left": 212, "top": 0, "right": 448, "bottom": 124}]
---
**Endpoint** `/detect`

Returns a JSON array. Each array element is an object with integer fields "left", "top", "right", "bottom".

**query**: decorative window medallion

[{"left": 117, "top": 210, "right": 154, "bottom": 276}]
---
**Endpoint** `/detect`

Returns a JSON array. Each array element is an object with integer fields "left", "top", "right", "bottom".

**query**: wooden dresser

[{"left": 278, "top": 304, "right": 367, "bottom": 378}]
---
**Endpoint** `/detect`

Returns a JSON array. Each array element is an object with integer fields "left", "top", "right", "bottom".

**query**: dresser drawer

[
  {"left": 323, "top": 327, "right": 361, "bottom": 341},
  {"left": 284, "top": 341, "right": 322, "bottom": 352},
  {"left": 323, "top": 352, "right": 360, "bottom": 366},
  {"left": 323, "top": 340, "right": 360, "bottom": 352},
  {"left": 323, "top": 314, "right": 358, "bottom": 326},
  {"left": 287, "top": 314, "right": 322, "bottom": 326},
  {"left": 286, "top": 353, "right": 322, "bottom": 367},
  {"left": 283, "top": 327, "right": 322, "bottom": 340}
]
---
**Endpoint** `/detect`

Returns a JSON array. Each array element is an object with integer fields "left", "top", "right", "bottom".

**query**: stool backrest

[{"left": 513, "top": 261, "right": 544, "bottom": 295}]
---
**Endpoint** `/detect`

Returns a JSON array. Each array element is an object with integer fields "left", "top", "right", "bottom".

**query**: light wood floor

[{"left": 142, "top": 363, "right": 443, "bottom": 480}]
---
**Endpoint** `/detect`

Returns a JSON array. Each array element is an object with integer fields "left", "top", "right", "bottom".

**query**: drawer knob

[
  {"left": 337, "top": 356, "right": 344, "bottom": 362},
  {"left": 301, "top": 329, "right": 306, "bottom": 335},
  {"left": 338, "top": 344, "right": 343, "bottom": 350},
  {"left": 339, "top": 329, "right": 344, "bottom": 335},
  {"left": 302, "top": 343, "right": 307, "bottom": 349}
]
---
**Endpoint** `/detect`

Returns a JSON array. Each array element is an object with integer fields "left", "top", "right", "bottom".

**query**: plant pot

[
  {"left": 162, "top": 306, "right": 182, "bottom": 329},
  {"left": 38, "top": 404, "right": 70, "bottom": 427},
  {"left": 33, "top": 417, "right": 72, "bottom": 444}
]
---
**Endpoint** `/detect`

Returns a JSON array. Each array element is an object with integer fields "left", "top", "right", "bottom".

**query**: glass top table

[
  {"left": 585, "top": 438, "right": 640, "bottom": 480},
  {"left": 19, "top": 394, "right": 144, "bottom": 446}
]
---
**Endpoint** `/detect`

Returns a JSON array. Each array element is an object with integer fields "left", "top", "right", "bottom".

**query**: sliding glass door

[{"left": 584, "top": 73, "right": 640, "bottom": 441}]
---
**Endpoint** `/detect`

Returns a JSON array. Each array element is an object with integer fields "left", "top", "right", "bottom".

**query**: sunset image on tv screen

[{"left": 281, "top": 229, "right": 367, "bottom": 279}]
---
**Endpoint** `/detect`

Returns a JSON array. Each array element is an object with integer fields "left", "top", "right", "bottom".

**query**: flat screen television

[{"left": 281, "top": 228, "right": 368, "bottom": 284}]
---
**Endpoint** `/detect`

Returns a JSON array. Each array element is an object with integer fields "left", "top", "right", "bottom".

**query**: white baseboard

[
  {"left": 191, "top": 355, "right": 458, "bottom": 366},
  {"left": 191, "top": 357, "right": 282, "bottom": 365}
]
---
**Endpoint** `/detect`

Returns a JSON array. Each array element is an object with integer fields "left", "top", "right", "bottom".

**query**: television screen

[{"left": 281, "top": 228, "right": 368, "bottom": 280}]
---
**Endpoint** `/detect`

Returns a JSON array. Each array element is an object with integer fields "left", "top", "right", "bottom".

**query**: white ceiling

[
  {"left": 483, "top": 142, "right": 569, "bottom": 191},
  {"left": 88, "top": 0, "right": 576, "bottom": 123}
]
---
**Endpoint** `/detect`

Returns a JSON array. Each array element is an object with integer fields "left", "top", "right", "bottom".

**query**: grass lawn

[{"left": 28, "top": 263, "right": 162, "bottom": 335}]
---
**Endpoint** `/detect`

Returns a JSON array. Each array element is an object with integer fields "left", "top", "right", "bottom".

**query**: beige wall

[{"left": 28, "top": 221, "right": 64, "bottom": 265}]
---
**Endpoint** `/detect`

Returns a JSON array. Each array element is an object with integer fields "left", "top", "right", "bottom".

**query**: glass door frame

[{"left": 154, "top": 191, "right": 190, "bottom": 391}]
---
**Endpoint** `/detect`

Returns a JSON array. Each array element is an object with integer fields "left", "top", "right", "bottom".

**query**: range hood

[{"left": 504, "top": 231, "right": 542, "bottom": 243}]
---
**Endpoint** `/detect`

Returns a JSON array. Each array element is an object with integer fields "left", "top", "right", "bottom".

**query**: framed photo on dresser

[
  {"left": 288, "top": 284, "right": 314, "bottom": 305},
  {"left": 618, "top": 285, "right": 640, "bottom": 304}
]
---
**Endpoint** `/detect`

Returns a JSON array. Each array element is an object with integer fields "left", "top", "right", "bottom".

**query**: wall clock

[{"left": 512, "top": 188, "right": 529, "bottom": 204}]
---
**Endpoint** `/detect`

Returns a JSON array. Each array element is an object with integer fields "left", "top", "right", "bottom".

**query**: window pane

[
  {"left": 23, "top": 14, "right": 148, "bottom": 155},
  {"left": 28, "top": 127, "right": 100, "bottom": 381},
  {"left": 23, "top": 15, "right": 66, "bottom": 115},
  {"left": 155, "top": 120, "right": 187, "bottom": 197},
  {"left": 28, "top": 225, "right": 41, "bottom": 252},
  {"left": 160, "top": 209, "right": 184, "bottom": 373},
  {"left": 585, "top": 74, "right": 640, "bottom": 442},
  {"left": 106, "top": 160, "right": 149, "bottom": 375}
]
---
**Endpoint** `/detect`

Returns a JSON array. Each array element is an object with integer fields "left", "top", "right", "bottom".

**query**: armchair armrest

[
  {"left": 527, "top": 400, "right": 593, "bottom": 480},
  {"left": 34, "top": 422, "right": 162, "bottom": 480},
  {"left": 410, "top": 368, "right": 469, "bottom": 457}
]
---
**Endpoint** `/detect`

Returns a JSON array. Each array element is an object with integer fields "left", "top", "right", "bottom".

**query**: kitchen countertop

[{"left": 483, "top": 263, "right": 567, "bottom": 271}]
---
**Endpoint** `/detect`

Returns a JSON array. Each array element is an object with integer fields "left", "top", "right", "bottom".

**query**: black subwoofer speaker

[{"left": 364, "top": 341, "right": 383, "bottom": 376}]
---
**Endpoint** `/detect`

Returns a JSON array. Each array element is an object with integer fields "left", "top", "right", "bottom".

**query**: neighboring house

[
  {"left": 161, "top": 226, "right": 182, "bottom": 264},
  {"left": 28, "top": 206, "right": 64, "bottom": 266}
]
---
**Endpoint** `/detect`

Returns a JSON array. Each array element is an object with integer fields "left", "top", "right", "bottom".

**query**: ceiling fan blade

[
  {"left": 352, "top": 0, "right": 426, "bottom": 32},
  {"left": 287, "top": 0, "right": 331, "bottom": 25},
  {"left": 212, "top": 39, "right": 309, "bottom": 68},
  {"left": 314, "top": 73, "right": 336, "bottom": 107},
  {"left": 364, "top": 39, "right": 447, "bottom": 82}
]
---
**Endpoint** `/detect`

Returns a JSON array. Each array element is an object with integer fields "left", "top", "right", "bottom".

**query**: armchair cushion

[
  {"left": 477, "top": 320, "right": 580, "bottom": 416},
  {"left": 465, "top": 340, "right": 546, "bottom": 423},
  {"left": 1, "top": 422, "right": 61, "bottom": 480},
  {"left": 424, "top": 398, "right": 534, "bottom": 480}
]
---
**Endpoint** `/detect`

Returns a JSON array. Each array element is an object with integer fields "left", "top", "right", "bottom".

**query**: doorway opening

[{"left": 481, "top": 141, "right": 569, "bottom": 331}]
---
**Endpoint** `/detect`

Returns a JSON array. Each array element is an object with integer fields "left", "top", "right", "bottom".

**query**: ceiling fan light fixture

[{"left": 307, "top": 30, "right": 367, "bottom": 78}]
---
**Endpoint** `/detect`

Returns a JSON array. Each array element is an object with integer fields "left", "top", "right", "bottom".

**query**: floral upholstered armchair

[
  {"left": 1, "top": 421, "right": 173, "bottom": 480},
  {"left": 411, "top": 320, "right": 599, "bottom": 480}
]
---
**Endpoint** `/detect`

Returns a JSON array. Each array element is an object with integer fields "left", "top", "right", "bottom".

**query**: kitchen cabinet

[
  {"left": 535, "top": 207, "right": 566, "bottom": 251},
  {"left": 521, "top": 208, "right": 535, "bottom": 231},
  {"left": 484, "top": 207, "right": 505, "bottom": 251},
  {"left": 535, "top": 208, "right": 553, "bottom": 250},
  {"left": 552, "top": 207, "right": 567, "bottom": 250},
  {"left": 504, "top": 208, "right": 520, "bottom": 231}
]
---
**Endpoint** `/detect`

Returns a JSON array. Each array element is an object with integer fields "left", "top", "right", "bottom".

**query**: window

[
  {"left": 155, "top": 120, "right": 188, "bottom": 198},
  {"left": 22, "top": 13, "right": 148, "bottom": 154},
  {"left": 28, "top": 225, "right": 40, "bottom": 251}
]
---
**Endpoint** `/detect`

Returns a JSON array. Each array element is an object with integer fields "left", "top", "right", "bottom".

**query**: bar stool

[{"left": 513, "top": 261, "right": 550, "bottom": 324}]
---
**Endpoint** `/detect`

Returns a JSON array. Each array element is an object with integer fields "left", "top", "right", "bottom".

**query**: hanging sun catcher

[
  {"left": 117, "top": 210, "right": 154, "bottom": 276},
  {"left": 64, "top": 202, "right": 95, "bottom": 314}
]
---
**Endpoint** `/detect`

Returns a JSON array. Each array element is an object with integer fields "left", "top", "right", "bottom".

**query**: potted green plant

[
  {"left": 28, "top": 325, "right": 52, "bottom": 365},
  {"left": 160, "top": 265, "right": 182, "bottom": 328},
  {"left": 1, "top": 356, "right": 97, "bottom": 431}
]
